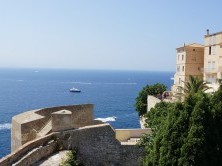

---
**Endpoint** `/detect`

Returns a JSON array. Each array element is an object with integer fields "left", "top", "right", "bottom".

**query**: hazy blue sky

[{"left": 0, "top": 1, "right": 222, "bottom": 71}]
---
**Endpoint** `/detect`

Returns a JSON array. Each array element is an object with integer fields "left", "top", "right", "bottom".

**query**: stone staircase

[{"left": 37, "top": 120, "right": 52, "bottom": 138}]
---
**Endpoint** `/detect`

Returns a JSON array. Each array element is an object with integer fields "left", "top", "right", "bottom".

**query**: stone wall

[
  {"left": 11, "top": 104, "right": 95, "bottom": 152},
  {"left": 0, "top": 134, "right": 57, "bottom": 166},
  {"left": 147, "top": 95, "right": 161, "bottom": 112},
  {"left": 121, "top": 145, "right": 145, "bottom": 166},
  {"left": 55, "top": 124, "right": 146, "bottom": 166},
  {"left": 1, "top": 124, "right": 147, "bottom": 166}
]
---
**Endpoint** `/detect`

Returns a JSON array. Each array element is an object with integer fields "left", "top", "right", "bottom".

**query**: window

[
  {"left": 193, "top": 49, "right": 195, "bottom": 51},
  {"left": 182, "top": 55, "right": 184, "bottom": 61},
  {"left": 212, "top": 46, "right": 216, "bottom": 55},
  {"left": 208, "top": 61, "right": 212, "bottom": 70},
  {"left": 212, "top": 61, "right": 215, "bottom": 69},
  {"left": 182, "top": 66, "right": 184, "bottom": 71},
  {"left": 207, "top": 75, "right": 216, "bottom": 83},
  {"left": 208, "top": 61, "right": 215, "bottom": 71},
  {"left": 179, "top": 78, "right": 181, "bottom": 85},
  {"left": 209, "top": 46, "right": 211, "bottom": 55},
  {"left": 177, "top": 66, "right": 180, "bottom": 72},
  {"left": 178, "top": 55, "right": 180, "bottom": 61}
]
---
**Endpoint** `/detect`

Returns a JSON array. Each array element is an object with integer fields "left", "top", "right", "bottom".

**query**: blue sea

[{"left": 0, "top": 69, "right": 174, "bottom": 158}]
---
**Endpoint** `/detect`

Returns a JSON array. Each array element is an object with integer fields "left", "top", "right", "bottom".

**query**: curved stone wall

[{"left": 11, "top": 104, "right": 95, "bottom": 151}]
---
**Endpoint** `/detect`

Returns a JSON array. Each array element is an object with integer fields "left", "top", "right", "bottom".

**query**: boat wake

[
  {"left": 95, "top": 116, "right": 117, "bottom": 122},
  {"left": 0, "top": 123, "right": 11, "bottom": 130}
]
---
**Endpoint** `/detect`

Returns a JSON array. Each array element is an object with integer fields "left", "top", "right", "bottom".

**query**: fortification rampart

[
  {"left": 11, "top": 104, "right": 99, "bottom": 152},
  {"left": 1, "top": 124, "right": 148, "bottom": 166}
]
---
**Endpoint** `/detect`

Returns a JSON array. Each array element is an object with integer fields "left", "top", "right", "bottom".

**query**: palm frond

[{"left": 176, "top": 76, "right": 211, "bottom": 100}]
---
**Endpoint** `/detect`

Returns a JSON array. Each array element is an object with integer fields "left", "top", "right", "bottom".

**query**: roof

[
  {"left": 186, "top": 43, "right": 204, "bottom": 47},
  {"left": 205, "top": 31, "right": 222, "bottom": 37},
  {"left": 176, "top": 43, "right": 204, "bottom": 50}
]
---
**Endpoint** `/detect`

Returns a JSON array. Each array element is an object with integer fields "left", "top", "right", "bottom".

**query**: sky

[{"left": 0, "top": 0, "right": 222, "bottom": 71}]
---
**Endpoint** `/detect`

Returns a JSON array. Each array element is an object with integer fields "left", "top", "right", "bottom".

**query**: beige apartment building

[
  {"left": 203, "top": 30, "right": 222, "bottom": 91},
  {"left": 171, "top": 43, "right": 204, "bottom": 94}
]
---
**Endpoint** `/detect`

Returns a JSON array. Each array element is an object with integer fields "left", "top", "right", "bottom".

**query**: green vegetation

[
  {"left": 135, "top": 83, "right": 167, "bottom": 116},
  {"left": 176, "top": 75, "right": 210, "bottom": 99},
  {"left": 140, "top": 79, "right": 222, "bottom": 166},
  {"left": 60, "top": 150, "right": 84, "bottom": 166}
]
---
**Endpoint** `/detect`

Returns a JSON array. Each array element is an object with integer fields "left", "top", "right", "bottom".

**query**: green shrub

[
  {"left": 135, "top": 83, "right": 167, "bottom": 116},
  {"left": 60, "top": 150, "right": 84, "bottom": 166}
]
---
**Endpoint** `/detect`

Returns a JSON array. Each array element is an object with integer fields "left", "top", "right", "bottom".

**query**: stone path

[{"left": 35, "top": 150, "right": 69, "bottom": 166}]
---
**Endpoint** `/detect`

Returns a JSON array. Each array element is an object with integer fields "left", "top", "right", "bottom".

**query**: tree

[
  {"left": 145, "top": 102, "right": 173, "bottom": 134},
  {"left": 141, "top": 87, "right": 222, "bottom": 166},
  {"left": 158, "top": 95, "right": 196, "bottom": 166},
  {"left": 179, "top": 92, "right": 210, "bottom": 166},
  {"left": 206, "top": 87, "right": 222, "bottom": 165},
  {"left": 135, "top": 83, "right": 167, "bottom": 116},
  {"left": 176, "top": 76, "right": 210, "bottom": 99},
  {"left": 141, "top": 101, "right": 175, "bottom": 166}
]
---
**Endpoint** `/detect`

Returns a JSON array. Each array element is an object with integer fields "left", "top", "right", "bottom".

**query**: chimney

[{"left": 206, "top": 29, "right": 209, "bottom": 35}]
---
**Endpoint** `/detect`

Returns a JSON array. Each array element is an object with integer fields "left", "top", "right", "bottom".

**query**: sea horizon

[{"left": 0, "top": 67, "right": 175, "bottom": 73}]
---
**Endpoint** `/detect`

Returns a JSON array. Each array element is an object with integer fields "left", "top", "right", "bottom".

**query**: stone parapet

[
  {"left": 11, "top": 104, "right": 95, "bottom": 152},
  {"left": 0, "top": 134, "right": 56, "bottom": 166}
]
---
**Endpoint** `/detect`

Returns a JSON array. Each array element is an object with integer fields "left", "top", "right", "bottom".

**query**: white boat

[{"left": 69, "top": 88, "right": 81, "bottom": 92}]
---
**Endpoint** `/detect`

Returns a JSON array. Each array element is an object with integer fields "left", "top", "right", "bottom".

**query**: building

[
  {"left": 171, "top": 43, "right": 204, "bottom": 94},
  {"left": 203, "top": 30, "right": 222, "bottom": 91}
]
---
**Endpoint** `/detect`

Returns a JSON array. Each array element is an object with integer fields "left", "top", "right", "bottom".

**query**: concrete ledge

[{"left": 115, "top": 128, "right": 151, "bottom": 142}]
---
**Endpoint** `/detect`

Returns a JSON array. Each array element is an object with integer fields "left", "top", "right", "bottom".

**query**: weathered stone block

[{"left": 52, "top": 110, "right": 72, "bottom": 132}]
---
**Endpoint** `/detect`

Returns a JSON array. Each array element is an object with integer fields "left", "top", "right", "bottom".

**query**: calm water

[{"left": 0, "top": 69, "right": 174, "bottom": 158}]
